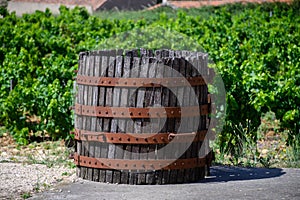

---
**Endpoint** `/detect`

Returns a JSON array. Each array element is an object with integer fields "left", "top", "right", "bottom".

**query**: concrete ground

[{"left": 30, "top": 166, "right": 300, "bottom": 200}]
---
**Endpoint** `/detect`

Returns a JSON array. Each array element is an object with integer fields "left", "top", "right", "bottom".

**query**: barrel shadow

[{"left": 197, "top": 165, "right": 285, "bottom": 183}]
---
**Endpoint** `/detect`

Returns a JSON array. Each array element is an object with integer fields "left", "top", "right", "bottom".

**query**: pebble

[{"left": 0, "top": 163, "right": 76, "bottom": 199}]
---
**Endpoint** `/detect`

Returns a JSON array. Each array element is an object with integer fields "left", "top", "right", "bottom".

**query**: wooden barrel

[{"left": 74, "top": 49, "right": 213, "bottom": 184}]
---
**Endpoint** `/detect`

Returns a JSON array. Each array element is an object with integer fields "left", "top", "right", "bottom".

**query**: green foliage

[
  {"left": 0, "top": 6, "right": 140, "bottom": 143},
  {"left": 0, "top": 2, "right": 299, "bottom": 162}
]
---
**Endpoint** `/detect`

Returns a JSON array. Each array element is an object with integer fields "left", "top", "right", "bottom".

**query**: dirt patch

[{"left": 0, "top": 133, "right": 77, "bottom": 199}]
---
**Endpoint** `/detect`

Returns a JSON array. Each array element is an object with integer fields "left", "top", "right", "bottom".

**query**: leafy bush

[{"left": 0, "top": 6, "right": 141, "bottom": 144}]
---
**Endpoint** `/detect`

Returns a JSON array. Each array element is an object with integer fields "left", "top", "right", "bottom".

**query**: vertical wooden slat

[
  {"left": 167, "top": 55, "right": 180, "bottom": 183},
  {"left": 176, "top": 55, "right": 187, "bottom": 183},
  {"left": 154, "top": 51, "right": 165, "bottom": 184},
  {"left": 104, "top": 54, "right": 116, "bottom": 183},
  {"left": 127, "top": 52, "right": 138, "bottom": 185},
  {"left": 145, "top": 57, "right": 158, "bottom": 184},
  {"left": 76, "top": 52, "right": 85, "bottom": 178},
  {"left": 111, "top": 55, "right": 123, "bottom": 184},
  {"left": 136, "top": 55, "right": 149, "bottom": 185},
  {"left": 161, "top": 57, "right": 171, "bottom": 184},
  {"left": 131, "top": 56, "right": 142, "bottom": 185},
  {"left": 86, "top": 53, "right": 95, "bottom": 181},
  {"left": 93, "top": 52, "right": 101, "bottom": 182},
  {"left": 81, "top": 53, "right": 90, "bottom": 179},
  {"left": 99, "top": 53, "right": 109, "bottom": 182},
  {"left": 121, "top": 55, "right": 132, "bottom": 184}
]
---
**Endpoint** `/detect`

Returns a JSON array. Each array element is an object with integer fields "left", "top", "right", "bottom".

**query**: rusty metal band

[
  {"left": 75, "top": 104, "right": 209, "bottom": 118},
  {"left": 76, "top": 75, "right": 206, "bottom": 87},
  {"left": 73, "top": 129, "right": 207, "bottom": 144},
  {"left": 73, "top": 153, "right": 206, "bottom": 170}
]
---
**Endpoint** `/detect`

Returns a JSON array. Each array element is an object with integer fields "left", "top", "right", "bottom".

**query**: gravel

[
  {"left": 0, "top": 163, "right": 76, "bottom": 200},
  {"left": 0, "top": 133, "right": 77, "bottom": 199}
]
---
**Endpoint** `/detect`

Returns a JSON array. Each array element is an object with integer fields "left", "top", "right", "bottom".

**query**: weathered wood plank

[
  {"left": 145, "top": 57, "right": 158, "bottom": 184},
  {"left": 98, "top": 54, "right": 109, "bottom": 182},
  {"left": 153, "top": 50, "right": 165, "bottom": 184},
  {"left": 161, "top": 57, "right": 171, "bottom": 184},
  {"left": 76, "top": 53, "right": 85, "bottom": 178},
  {"left": 167, "top": 55, "right": 180, "bottom": 183},
  {"left": 92, "top": 53, "right": 101, "bottom": 182},
  {"left": 136, "top": 55, "right": 149, "bottom": 185},
  {"left": 176, "top": 56, "right": 186, "bottom": 183},
  {"left": 86, "top": 53, "right": 95, "bottom": 181},
  {"left": 81, "top": 53, "right": 90, "bottom": 179},
  {"left": 111, "top": 55, "right": 123, "bottom": 184},
  {"left": 120, "top": 55, "right": 132, "bottom": 184},
  {"left": 104, "top": 54, "right": 116, "bottom": 183}
]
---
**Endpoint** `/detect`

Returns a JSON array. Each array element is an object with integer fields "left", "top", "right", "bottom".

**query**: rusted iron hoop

[
  {"left": 73, "top": 153, "right": 207, "bottom": 170},
  {"left": 73, "top": 129, "right": 207, "bottom": 144},
  {"left": 76, "top": 75, "right": 206, "bottom": 87},
  {"left": 75, "top": 104, "right": 209, "bottom": 118}
]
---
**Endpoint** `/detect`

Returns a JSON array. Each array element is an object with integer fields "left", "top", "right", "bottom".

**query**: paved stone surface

[{"left": 30, "top": 166, "right": 300, "bottom": 200}]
